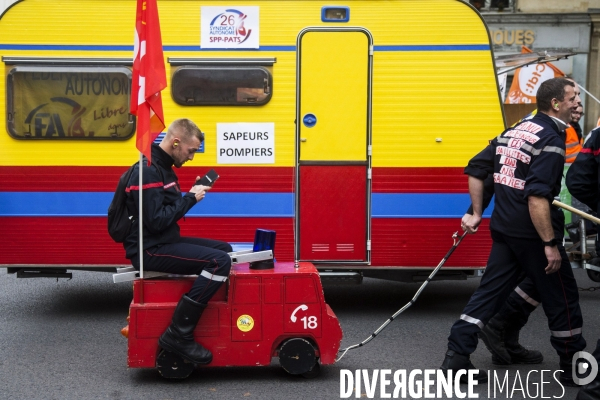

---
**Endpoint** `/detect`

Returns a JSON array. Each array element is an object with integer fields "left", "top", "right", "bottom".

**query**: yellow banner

[{"left": 9, "top": 68, "right": 135, "bottom": 139}]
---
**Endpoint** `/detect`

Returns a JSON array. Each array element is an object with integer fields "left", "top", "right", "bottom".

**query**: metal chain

[{"left": 578, "top": 286, "right": 600, "bottom": 291}]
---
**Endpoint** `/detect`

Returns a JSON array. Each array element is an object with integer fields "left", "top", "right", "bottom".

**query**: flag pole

[
  {"left": 138, "top": 151, "right": 144, "bottom": 281},
  {"left": 131, "top": 0, "right": 166, "bottom": 302},
  {"left": 138, "top": 151, "right": 144, "bottom": 304}
]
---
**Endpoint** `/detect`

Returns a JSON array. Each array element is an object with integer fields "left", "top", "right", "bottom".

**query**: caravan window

[
  {"left": 6, "top": 66, "right": 134, "bottom": 140},
  {"left": 171, "top": 66, "right": 272, "bottom": 106}
]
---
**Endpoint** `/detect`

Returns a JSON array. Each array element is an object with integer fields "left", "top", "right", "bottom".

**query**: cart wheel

[
  {"left": 587, "top": 268, "right": 600, "bottom": 283},
  {"left": 301, "top": 360, "right": 321, "bottom": 379},
  {"left": 279, "top": 338, "right": 317, "bottom": 376},
  {"left": 156, "top": 349, "right": 194, "bottom": 379}
]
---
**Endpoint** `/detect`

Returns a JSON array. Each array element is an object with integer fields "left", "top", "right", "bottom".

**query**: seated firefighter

[{"left": 123, "top": 118, "right": 232, "bottom": 365}]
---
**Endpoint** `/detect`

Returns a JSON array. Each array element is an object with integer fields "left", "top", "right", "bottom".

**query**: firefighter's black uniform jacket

[
  {"left": 123, "top": 143, "right": 198, "bottom": 259},
  {"left": 566, "top": 126, "right": 600, "bottom": 372},
  {"left": 567, "top": 126, "right": 600, "bottom": 215},
  {"left": 122, "top": 143, "right": 232, "bottom": 304},
  {"left": 464, "top": 112, "right": 565, "bottom": 238},
  {"left": 448, "top": 112, "right": 585, "bottom": 359}
]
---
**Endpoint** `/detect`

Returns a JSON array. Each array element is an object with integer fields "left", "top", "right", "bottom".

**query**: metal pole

[
  {"left": 580, "top": 218, "right": 587, "bottom": 258},
  {"left": 578, "top": 84, "right": 600, "bottom": 106},
  {"left": 138, "top": 152, "right": 144, "bottom": 280}
]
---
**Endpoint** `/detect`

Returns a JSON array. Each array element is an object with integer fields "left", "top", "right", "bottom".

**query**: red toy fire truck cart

[{"left": 121, "top": 261, "right": 343, "bottom": 379}]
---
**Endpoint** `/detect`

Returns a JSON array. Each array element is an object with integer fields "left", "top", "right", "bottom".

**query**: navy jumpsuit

[
  {"left": 123, "top": 144, "right": 232, "bottom": 304},
  {"left": 449, "top": 112, "right": 585, "bottom": 359},
  {"left": 566, "top": 126, "right": 600, "bottom": 368}
]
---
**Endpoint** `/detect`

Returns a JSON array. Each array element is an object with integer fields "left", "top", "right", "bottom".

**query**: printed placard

[
  {"left": 201, "top": 6, "right": 259, "bottom": 49},
  {"left": 217, "top": 122, "right": 274, "bottom": 164},
  {"left": 9, "top": 68, "right": 134, "bottom": 139}
]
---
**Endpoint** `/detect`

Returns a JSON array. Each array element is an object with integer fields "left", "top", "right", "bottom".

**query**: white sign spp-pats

[
  {"left": 217, "top": 122, "right": 275, "bottom": 164},
  {"left": 201, "top": 6, "right": 259, "bottom": 49}
]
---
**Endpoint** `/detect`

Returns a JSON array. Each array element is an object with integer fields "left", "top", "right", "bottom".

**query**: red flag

[{"left": 131, "top": 0, "right": 167, "bottom": 164}]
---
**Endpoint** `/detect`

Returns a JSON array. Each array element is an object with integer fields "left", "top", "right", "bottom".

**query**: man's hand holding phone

[
  {"left": 190, "top": 169, "right": 219, "bottom": 203},
  {"left": 190, "top": 183, "right": 211, "bottom": 202}
]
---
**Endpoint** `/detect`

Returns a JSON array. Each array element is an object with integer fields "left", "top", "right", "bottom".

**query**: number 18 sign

[{"left": 201, "top": 6, "right": 260, "bottom": 49}]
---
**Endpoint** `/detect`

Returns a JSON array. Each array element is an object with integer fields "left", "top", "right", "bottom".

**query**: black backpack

[
  {"left": 107, "top": 161, "right": 162, "bottom": 243},
  {"left": 107, "top": 163, "right": 138, "bottom": 243}
]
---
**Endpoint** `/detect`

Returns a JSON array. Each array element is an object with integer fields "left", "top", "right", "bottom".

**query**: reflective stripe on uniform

[
  {"left": 551, "top": 328, "right": 582, "bottom": 338},
  {"left": 538, "top": 145, "right": 565, "bottom": 156},
  {"left": 496, "top": 138, "right": 566, "bottom": 157},
  {"left": 514, "top": 286, "right": 540, "bottom": 307},
  {"left": 200, "top": 269, "right": 228, "bottom": 282},
  {"left": 460, "top": 314, "right": 484, "bottom": 329},
  {"left": 565, "top": 151, "right": 580, "bottom": 163}
]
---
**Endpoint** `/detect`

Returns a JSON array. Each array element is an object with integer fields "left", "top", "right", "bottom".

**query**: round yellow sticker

[{"left": 237, "top": 314, "right": 254, "bottom": 332}]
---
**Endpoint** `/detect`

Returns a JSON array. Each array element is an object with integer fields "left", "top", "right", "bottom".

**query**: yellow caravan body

[{"left": 0, "top": 0, "right": 503, "bottom": 280}]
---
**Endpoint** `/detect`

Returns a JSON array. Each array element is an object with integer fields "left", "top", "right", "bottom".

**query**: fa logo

[{"left": 24, "top": 97, "right": 87, "bottom": 137}]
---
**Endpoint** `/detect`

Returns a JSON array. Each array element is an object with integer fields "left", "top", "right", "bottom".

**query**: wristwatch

[{"left": 542, "top": 238, "right": 558, "bottom": 247}]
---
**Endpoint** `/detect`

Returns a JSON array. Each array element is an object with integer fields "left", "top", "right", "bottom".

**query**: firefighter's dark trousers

[
  {"left": 491, "top": 209, "right": 567, "bottom": 332},
  {"left": 131, "top": 237, "right": 232, "bottom": 304},
  {"left": 493, "top": 279, "right": 539, "bottom": 331},
  {"left": 448, "top": 230, "right": 585, "bottom": 359}
]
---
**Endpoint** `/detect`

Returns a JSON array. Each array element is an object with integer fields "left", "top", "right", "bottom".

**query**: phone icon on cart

[{"left": 290, "top": 304, "right": 308, "bottom": 322}]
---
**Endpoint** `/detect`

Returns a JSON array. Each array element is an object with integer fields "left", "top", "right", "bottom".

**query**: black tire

[
  {"left": 279, "top": 338, "right": 317, "bottom": 376},
  {"left": 301, "top": 360, "right": 321, "bottom": 379},
  {"left": 156, "top": 349, "right": 194, "bottom": 379},
  {"left": 587, "top": 268, "right": 600, "bottom": 283}
]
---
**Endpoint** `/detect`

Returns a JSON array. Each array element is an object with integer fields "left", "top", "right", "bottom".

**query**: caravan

[{"left": 0, "top": 0, "right": 504, "bottom": 282}]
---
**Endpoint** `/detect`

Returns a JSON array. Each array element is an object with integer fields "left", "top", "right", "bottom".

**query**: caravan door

[{"left": 296, "top": 28, "right": 372, "bottom": 263}]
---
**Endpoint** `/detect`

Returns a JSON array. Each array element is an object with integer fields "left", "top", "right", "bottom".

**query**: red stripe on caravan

[
  {"left": 1, "top": 166, "right": 468, "bottom": 193},
  {"left": 371, "top": 218, "right": 491, "bottom": 267},
  {"left": 3, "top": 216, "right": 490, "bottom": 269},
  {"left": 0, "top": 166, "right": 295, "bottom": 192},
  {"left": 0, "top": 217, "right": 294, "bottom": 265},
  {"left": 372, "top": 167, "right": 468, "bottom": 193}
]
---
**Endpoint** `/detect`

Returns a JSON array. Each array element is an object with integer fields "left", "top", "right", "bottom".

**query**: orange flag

[
  {"left": 505, "top": 46, "right": 566, "bottom": 104},
  {"left": 130, "top": 0, "right": 167, "bottom": 164}
]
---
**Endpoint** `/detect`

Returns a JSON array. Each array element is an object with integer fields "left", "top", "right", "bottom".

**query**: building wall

[
  {"left": 588, "top": 15, "right": 600, "bottom": 130},
  {"left": 516, "top": 0, "right": 600, "bottom": 13},
  {"left": 482, "top": 8, "right": 600, "bottom": 133},
  {"left": 0, "top": 0, "right": 18, "bottom": 16}
]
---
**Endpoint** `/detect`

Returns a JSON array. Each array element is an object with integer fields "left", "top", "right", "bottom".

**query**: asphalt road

[{"left": 1, "top": 268, "right": 599, "bottom": 400}]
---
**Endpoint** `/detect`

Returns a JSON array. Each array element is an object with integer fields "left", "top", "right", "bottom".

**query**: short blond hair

[{"left": 167, "top": 118, "right": 204, "bottom": 143}]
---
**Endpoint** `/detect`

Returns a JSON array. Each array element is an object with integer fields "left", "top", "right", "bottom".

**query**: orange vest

[
  {"left": 514, "top": 110, "right": 582, "bottom": 163},
  {"left": 565, "top": 124, "right": 583, "bottom": 164}
]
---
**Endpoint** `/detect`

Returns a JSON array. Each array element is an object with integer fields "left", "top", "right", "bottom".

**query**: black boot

[
  {"left": 559, "top": 355, "right": 578, "bottom": 387},
  {"left": 478, "top": 314, "right": 512, "bottom": 365},
  {"left": 493, "top": 329, "right": 543, "bottom": 365},
  {"left": 158, "top": 294, "right": 213, "bottom": 365},
  {"left": 440, "top": 350, "right": 488, "bottom": 384},
  {"left": 576, "top": 375, "right": 600, "bottom": 400}
]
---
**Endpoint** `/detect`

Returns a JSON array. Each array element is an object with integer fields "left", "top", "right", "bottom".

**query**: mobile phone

[{"left": 196, "top": 169, "right": 219, "bottom": 187}]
